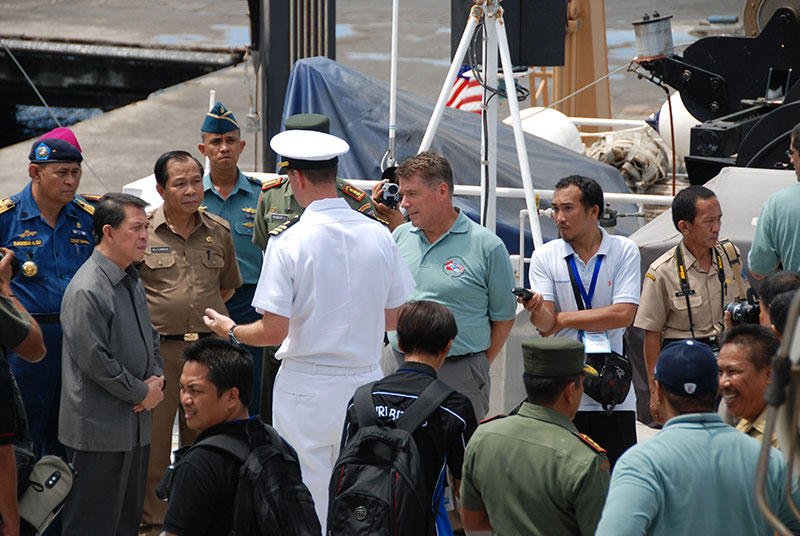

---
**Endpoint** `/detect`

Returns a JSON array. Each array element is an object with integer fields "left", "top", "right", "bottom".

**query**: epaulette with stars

[
  {"left": 0, "top": 197, "right": 16, "bottom": 216},
  {"left": 268, "top": 215, "right": 300, "bottom": 236},
  {"left": 74, "top": 197, "right": 95, "bottom": 215},
  {"left": 261, "top": 177, "right": 284, "bottom": 191},
  {"left": 340, "top": 183, "right": 367, "bottom": 202}
]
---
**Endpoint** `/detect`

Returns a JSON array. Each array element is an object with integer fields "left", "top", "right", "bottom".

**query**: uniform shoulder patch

[
  {"left": 577, "top": 433, "right": 606, "bottom": 453},
  {"left": 649, "top": 248, "right": 675, "bottom": 271},
  {"left": 79, "top": 193, "right": 102, "bottom": 203},
  {"left": 0, "top": 197, "right": 16, "bottom": 215},
  {"left": 261, "top": 178, "right": 283, "bottom": 191},
  {"left": 645, "top": 272, "right": 656, "bottom": 281},
  {"left": 268, "top": 215, "right": 300, "bottom": 236},
  {"left": 479, "top": 413, "right": 508, "bottom": 425},
  {"left": 74, "top": 197, "right": 95, "bottom": 215},
  {"left": 340, "top": 183, "right": 366, "bottom": 202}
]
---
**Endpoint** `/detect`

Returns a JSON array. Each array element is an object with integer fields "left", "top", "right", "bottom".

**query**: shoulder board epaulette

[
  {"left": 261, "top": 178, "right": 283, "bottom": 191},
  {"left": 268, "top": 215, "right": 300, "bottom": 236},
  {"left": 358, "top": 202, "right": 372, "bottom": 213},
  {"left": 199, "top": 206, "right": 208, "bottom": 211},
  {"left": 79, "top": 193, "right": 102, "bottom": 204},
  {"left": 479, "top": 413, "right": 508, "bottom": 425},
  {"left": 577, "top": 433, "right": 606, "bottom": 454},
  {"left": 0, "top": 197, "right": 16, "bottom": 215},
  {"left": 340, "top": 183, "right": 366, "bottom": 202},
  {"left": 74, "top": 197, "right": 95, "bottom": 215},
  {"left": 202, "top": 210, "right": 231, "bottom": 230},
  {"left": 645, "top": 272, "right": 656, "bottom": 281},
  {"left": 649, "top": 247, "right": 676, "bottom": 271},
  {"left": 245, "top": 174, "right": 262, "bottom": 186}
]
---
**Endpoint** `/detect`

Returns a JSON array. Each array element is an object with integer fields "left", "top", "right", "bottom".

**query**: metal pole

[
  {"left": 494, "top": 10, "right": 543, "bottom": 248},
  {"left": 387, "top": 0, "right": 400, "bottom": 167},
  {"left": 418, "top": 5, "right": 482, "bottom": 154},
  {"left": 482, "top": 2, "right": 499, "bottom": 232},
  {"left": 204, "top": 89, "right": 216, "bottom": 172}
]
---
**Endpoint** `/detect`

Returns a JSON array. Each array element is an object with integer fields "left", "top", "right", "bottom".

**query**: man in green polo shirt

[
  {"left": 460, "top": 337, "right": 610, "bottom": 535},
  {"left": 382, "top": 152, "right": 516, "bottom": 420}
]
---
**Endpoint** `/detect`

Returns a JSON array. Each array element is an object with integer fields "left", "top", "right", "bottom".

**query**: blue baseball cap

[
  {"left": 655, "top": 340, "right": 718, "bottom": 397},
  {"left": 28, "top": 138, "right": 83, "bottom": 164},
  {"left": 201, "top": 102, "right": 240, "bottom": 134}
]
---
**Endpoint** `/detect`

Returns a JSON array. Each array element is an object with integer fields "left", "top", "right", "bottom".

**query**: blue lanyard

[{"left": 568, "top": 254, "right": 604, "bottom": 309}]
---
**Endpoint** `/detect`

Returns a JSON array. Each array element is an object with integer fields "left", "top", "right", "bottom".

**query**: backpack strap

[
  {"left": 395, "top": 380, "right": 455, "bottom": 434},
  {"left": 718, "top": 238, "right": 747, "bottom": 300},
  {"left": 354, "top": 381, "right": 379, "bottom": 429},
  {"left": 192, "top": 433, "right": 251, "bottom": 463}
]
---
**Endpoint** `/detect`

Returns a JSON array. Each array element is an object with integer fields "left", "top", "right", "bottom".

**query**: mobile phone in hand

[{"left": 511, "top": 287, "right": 533, "bottom": 301}]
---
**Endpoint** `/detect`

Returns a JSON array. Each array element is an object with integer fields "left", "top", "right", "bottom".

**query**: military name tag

[
  {"left": 151, "top": 246, "right": 171, "bottom": 253},
  {"left": 270, "top": 214, "right": 289, "bottom": 223}
]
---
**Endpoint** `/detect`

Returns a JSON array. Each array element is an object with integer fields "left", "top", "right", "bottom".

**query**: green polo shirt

[
  {"left": 388, "top": 209, "right": 516, "bottom": 356},
  {"left": 461, "top": 403, "right": 610, "bottom": 536}
]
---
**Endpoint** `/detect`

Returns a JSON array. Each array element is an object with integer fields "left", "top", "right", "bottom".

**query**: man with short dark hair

[
  {"left": 460, "top": 337, "right": 609, "bottom": 535},
  {"left": 338, "top": 301, "right": 477, "bottom": 535},
  {"left": 203, "top": 130, "right": 415, "bottom": 531},
  {"left": 755, "top": 271, "right": 800, "bottom": 327},
  {"left": 634, "top": 185, "right": 746, "bottom": 420},
  {"left": 382, "top": 151, "right": 516, "bottom": 421},
  {"left": 769, "top": 289, "right": 797, "bottom": 338},
  {"left": 596, "top": 339, "right": 800, "bottom": 536},
  {"left": 719, "top": 324, "right": 780, "bottom": 447},
  {"left": 138, "top": 151, "right": 241, "bottom": 534},
  {"left": 0, "top": 129, "right": 94, "bottom": 467},
  {"left": 522, "top": 175, "right": 640, "bottom": 466},
  {"left": 161, "top": 338, "right": 272, "bottom": 536},
  {"left": 198, "top": 102, "right": 266, "bottom": 417},
  {"left": 749, "top": 122, "right": 800, "bottom": 277},
  {"left": 59, "top": 193, "right": 164, "bottom": 536}
]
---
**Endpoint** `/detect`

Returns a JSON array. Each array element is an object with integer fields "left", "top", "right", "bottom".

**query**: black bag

[
  {"left": 159, "top": 418, "right": 320, "bottom": 536},
  {"left": 327, "top": 380, "right": 454, "bottom": 536},
  {"left": 565, "top": 256, "right": 633, "bottom": 414}
]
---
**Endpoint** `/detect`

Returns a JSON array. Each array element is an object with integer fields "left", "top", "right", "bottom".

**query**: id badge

[{"left": 582, "top": 330, "right": 611, "bottom": 353}]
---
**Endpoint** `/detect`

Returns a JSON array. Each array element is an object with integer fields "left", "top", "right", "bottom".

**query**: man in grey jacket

[{"left": 59, "top": 193, "right": 164, "bottom": 536}]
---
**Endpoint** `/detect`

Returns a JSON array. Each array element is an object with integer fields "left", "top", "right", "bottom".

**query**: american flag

[{"left": 446, "top": 65, "right": 483, "bottom": 113}]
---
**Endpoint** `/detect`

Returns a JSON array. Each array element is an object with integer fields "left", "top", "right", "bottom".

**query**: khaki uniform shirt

[
  {"left": 460, "top": 403, "right": 610, "bottom": 535},
  {"left": 138, "top": 206, "right": 242, "bottom": 335},
  {"left": 737, "top": 407, "right": 780, "bottom": 450},
  {"left": 252, "top": 175, "right": 376, "bottom": 249},
  {"left": 634, "top": 240, "right": 748, "bottom": 340}
]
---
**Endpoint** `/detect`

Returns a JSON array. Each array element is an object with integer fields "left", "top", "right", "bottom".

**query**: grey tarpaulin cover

[
  {"left": 280, "top": 56, "right": 636, "bottom": 248},
  {"left": 626, "top": 166, "right": 797, "bottom": 424}
]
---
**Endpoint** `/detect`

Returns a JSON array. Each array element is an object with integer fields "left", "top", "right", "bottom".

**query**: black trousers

[{"left": 573, "top": 410, "right": 637, "bottom": 468}]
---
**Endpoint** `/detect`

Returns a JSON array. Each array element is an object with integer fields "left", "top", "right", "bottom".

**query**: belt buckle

[{"left": 183, "top": 333, "right": 199, "bottom": 342}]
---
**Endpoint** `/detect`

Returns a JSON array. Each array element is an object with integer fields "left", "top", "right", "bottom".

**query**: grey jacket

[{"left": 59, "top": 249, "right": 163, "bottom": 451}]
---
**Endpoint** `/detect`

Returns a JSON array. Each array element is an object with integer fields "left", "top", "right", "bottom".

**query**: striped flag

[{"left": 446, "top": 65, "right": 483, "bottom": 113}]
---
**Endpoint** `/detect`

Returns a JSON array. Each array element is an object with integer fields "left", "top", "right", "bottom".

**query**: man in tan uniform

[
  {"left": 634, "top": 185, "right": 747, "bottom": 419},
  {"left": 137, "top": 150, "right": 241, "bottom": 535}
]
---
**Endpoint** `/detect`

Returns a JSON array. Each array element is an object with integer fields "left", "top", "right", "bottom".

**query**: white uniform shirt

[
  {"left": 528, "top": 227, "right": 641, "bottom": 412},
  {"left": 253, "top": 197, "right": 415, "bottom": 367}
]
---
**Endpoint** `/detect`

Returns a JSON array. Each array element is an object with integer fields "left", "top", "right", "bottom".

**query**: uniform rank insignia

[
  {"left": 75, "top": 198, "right": 95, "bottom": 215},
  {"left": 241, "top": 207, "right": 256, "bottom": 214},
  {"left": 645, "top": 272, "right": 656, "bottom": 281},
  {"left": 578, "top": 433, "right": 606, "bottom": 453},
  {"left": 0, "top": 197, "right": 16, "bottom": 215},
  {"left": 199, "top": 206, "right": 208, "bottom": 211},
  {"left": 261, "top": 178, "right": 283, "bottom": 191},
  {"left": 358, "top": 203, "right": 372, "bottom": 213},
  {"left": 242, "top": 222, "right": 254, "bottom": 228},
  {"left": 17, "top": 230, "right": 37, "bottom": 239},
  {"left": 341, "top": 184, "right": 366, "bottom": 201},
  {"left": 269, "top": 216, "right": 300, "bottom": 236}
]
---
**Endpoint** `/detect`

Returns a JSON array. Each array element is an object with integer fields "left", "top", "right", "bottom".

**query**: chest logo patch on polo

[{"left": 443, "top": 256, "right": 466, "bottom": 276}]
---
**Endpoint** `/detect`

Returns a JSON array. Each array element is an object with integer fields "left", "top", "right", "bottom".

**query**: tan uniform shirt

[
  {"left": 737, "top": 407, "right": 780, "bottom": 450},
  {"left": 138, "top": 206, "right": 242, "bottom": 335},
  {"left": 634, "top": 240, "right": 747, "bottom": 340}
]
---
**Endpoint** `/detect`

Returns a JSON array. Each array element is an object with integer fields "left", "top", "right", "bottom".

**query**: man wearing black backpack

[
  {"left": 331, "top": 301, "right": 477, "bottom": 535},
  {"left": 159, "top": 338, "right": 319, "bottom": 536}
]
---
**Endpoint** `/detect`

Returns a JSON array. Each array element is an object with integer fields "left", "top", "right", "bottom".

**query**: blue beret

[
  {"left": 655, "top": 340, "right": 718, "bottom": 397},
  {"left": 29, "top": 138, "right": 83, "bottom": 163},
  {"left": 201, "top": 102, "right": 240, "bottom": 134}
]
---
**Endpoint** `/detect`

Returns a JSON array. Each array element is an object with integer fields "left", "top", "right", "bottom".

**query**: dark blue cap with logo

[
  {"left": 201, "top": 102, "right": 240, "bottom": 134},
  {"left": 655, "top": 340, "right": 718, "bottom": 397},
  {"left": 28, "top": 138, "right": 83, "bottom": 164}
]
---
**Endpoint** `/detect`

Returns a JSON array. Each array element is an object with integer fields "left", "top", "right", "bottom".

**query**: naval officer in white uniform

[{"left": 203, "top": 128, "right": 416, "bottom": 530}]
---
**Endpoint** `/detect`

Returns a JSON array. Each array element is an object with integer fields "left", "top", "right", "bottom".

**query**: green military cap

[
  {"left": 522, "top": 337, "right": 597, "bottom": 377},
  {"left": 284, "top": 113, "right": 330, "bottom": 134}
]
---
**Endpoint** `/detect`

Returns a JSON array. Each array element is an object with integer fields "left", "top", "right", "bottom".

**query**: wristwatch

[{"left": 228, "top": 324, "right": 241, "bottom": 345}]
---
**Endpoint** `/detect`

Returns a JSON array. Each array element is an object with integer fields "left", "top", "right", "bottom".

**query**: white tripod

[{"left": 417, "top": 0, "right": 543, "bottom": 247}]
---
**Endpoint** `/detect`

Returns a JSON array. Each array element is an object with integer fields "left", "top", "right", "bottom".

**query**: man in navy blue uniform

[
  {"left": 339, "top": 301, "right": 478, "bottom": 535},
  {"left": 197, "top": 102, "right": 266, "bottom": 417},
  {"left": 0, "top": 129, "right": 94, "bottom": 461}
]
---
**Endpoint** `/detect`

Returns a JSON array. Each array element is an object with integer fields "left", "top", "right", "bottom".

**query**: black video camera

[
  {"left": 377, "top": 166, "right": 401, "bottom": 209},
  {"left": 0, "top": 251, "right": 20, "bottom": 282},
  {"left": 724, "top": 288, "right": 760, "bottom": 326}
]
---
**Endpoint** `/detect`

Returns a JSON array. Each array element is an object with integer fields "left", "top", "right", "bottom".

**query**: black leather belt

[
  {"left": 32, "top": 314, "right": 60, "bottom": 325},
  {"left": 160, "top": 332, "right": 214, "bottom": 342}
]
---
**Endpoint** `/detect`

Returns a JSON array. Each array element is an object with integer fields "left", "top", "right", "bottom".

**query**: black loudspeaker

[{"left": 450, "top": 0, "right": 566, "bottom": 67}]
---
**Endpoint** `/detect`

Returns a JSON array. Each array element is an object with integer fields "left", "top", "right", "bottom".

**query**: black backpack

[
  {"left": 327, "top": 380, "right": 454, "bottom": 536},
  {"left": 160, "top": 418, "right": 321, "bottom": 536}
]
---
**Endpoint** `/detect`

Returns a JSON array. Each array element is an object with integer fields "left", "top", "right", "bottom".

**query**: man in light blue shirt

[{"left": 596, "top": 339, "right": 800, "bottom": 536}]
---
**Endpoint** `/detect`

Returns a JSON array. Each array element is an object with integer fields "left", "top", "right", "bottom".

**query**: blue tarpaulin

[{"left": 281, "top": 56, "right": 636, "bottom": 247}]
